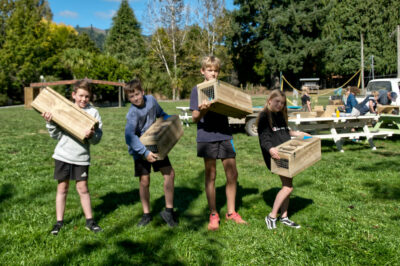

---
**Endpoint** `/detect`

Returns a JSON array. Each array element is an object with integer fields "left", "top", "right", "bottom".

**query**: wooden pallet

[
  {"left": 197, "top": 79, "right": 252, "bottom": 118},
  {"left": 271, "top": 136, "right": 321, "bottom": 178},
  {"left": 140, "top": 115, "right": 184, "bottom": 160},
  {"left": 31, "top": 87, "right": 99, "bottom": 143}
]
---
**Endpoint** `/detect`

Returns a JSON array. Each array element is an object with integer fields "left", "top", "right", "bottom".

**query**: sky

[{"left": 48, "top": 0, "right": 236, "bottom": 33}]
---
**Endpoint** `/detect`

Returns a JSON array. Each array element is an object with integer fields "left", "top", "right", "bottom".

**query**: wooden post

[
  {"left": 360, "top": 33, "right": 365, "bottom": 92},
  {"left": 397, "top": 25, "right": 400, "bottom": 78},
  {"left": 118, "top": 86, "right": 121, "bottom": 108}
]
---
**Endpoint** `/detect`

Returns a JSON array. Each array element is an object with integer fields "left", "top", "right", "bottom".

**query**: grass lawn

[{"left": 1, "top": 99, "right": 400, "bottom": 265}]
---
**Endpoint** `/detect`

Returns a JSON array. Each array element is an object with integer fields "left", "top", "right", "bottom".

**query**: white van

[{"left": 357, "top": 78, "right": 400, "bottom": 106}]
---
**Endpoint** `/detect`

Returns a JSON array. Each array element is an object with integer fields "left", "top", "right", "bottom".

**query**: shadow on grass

[
  {"left": 363, "top": 181, "right": 400, "bottom": 200},
  {"left": 215, "top": 182, "right": 258, "bottom": 214},
  {"left": 356, "top": 158, "right": 400, "bottom": 172},
  {"left": 43, "top": 241, "right": 103, "bottom": 266},
  {"left": 94, "top": 189, "right": 140, "bottom": 221},
  {"left": 262, "top": 188, "right": 313, "bottom": 216},
  {"left": 0, "top": 183, "right": 14, "bottom": 204},
  {"left": 104, "top": 231, "right": 223, "bottom": 265}
]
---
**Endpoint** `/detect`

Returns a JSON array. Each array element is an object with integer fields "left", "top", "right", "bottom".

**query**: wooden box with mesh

[
  {"left": 139, "top": 115, "right": 184, "bottom": 160},
  {"left": 271, "top": 136, "right": 321, "bottom": 178},
  {"left": 31, "top": 86, "right": 99, "bottom": 143},
  {"left": 197, "top": 79, "right": 253, "bottom": 118}
]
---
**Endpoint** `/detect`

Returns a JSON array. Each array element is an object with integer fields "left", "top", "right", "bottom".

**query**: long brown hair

[{"left": 257, "top": 89, "right": 288, "bottom": 129}]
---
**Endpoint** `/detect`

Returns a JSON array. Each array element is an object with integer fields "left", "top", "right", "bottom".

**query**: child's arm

[
  {"left": 289, "top": 130, "right": 311, "bottom": 137},
  {"left": 125, "top": 116, "right": 151, "bottom": 160},
  {"left": 153, "top": 97, "right": 168, "bottom": 119},
  {"left": 42, "top": 112, "right": 63, "bottom": 140},
  {"left": 87, "top": 110, "right": 103, "bottom": 145},
  {"left": 258, "top": 112, "right": 279, "bottom": 159}
]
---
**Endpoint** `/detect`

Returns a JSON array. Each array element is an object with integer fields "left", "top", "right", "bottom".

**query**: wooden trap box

[
  {"left": 197, "top": 79, "right": 252, "bottom": 118},
  {"left": 140, "top": 115, "right": 184, "bottom": 160},
  {"left": 377, "top": 105, "right": 399, "bottom": 114},
  {"left": 271, "top": 136, "right": 321, "bottom": 178},
  {"left": 31, "top": 87, "right": 99, "bottom": 143}
]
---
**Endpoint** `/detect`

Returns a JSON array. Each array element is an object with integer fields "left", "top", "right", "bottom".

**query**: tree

[
  {"left": 104, "top": 0, "right": 146, "bottom": 69},
  {"left": 322, "top": 0, "right": 400, "bottom": 76},
  {"left": 228, "top": 0, "right": 330, "bottom": 86},
  {"left": 0, "top": 0, "right": 15, "bottom": 48},
  {"left": 145, "top": 0, "right": 190, "bottom": 100}
]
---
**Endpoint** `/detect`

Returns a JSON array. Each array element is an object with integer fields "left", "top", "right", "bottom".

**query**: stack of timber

[
  {"left": 140, "top": 115, "right": 184, "bottom": 160},
  {"left": 271, "top": 136, "right": 321, "bottom": 178},
  {"left": 31, "top": 87, "right": 99, "bottom": 143},
  {"left": 197, "top": 79, "right": 252, "bottom": 118}
]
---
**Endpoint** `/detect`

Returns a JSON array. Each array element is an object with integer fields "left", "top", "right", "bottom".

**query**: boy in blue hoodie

[{"left": 125, "top": 79, "right": 177, "bottom": 227}]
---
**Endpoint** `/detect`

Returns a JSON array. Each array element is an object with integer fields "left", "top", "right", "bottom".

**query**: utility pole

[
  {"left": 397, "top": 25, "right": 400, "bottom": 78},
  {"left": 360, "top": 33, "right": 365, "bottom": 91}
]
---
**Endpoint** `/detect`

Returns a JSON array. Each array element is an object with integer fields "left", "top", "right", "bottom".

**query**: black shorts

[
  {"left": 197, "top": 140, "right": 236, "bottom": 159},
  {"left": 54, "top": 160, "right": 89, "bottom": 181},
  {"left": 134, "top": 156, "right": 172, "bottom": 177}
]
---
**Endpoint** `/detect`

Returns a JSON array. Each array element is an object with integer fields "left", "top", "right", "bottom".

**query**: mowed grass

[{"left": 1, "top": 99, "right": 400, "bottom": 265}]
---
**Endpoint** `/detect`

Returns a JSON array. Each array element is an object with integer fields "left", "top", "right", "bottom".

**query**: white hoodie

[{"left": 46, "top": 104, "right": 102, "bottom": 165}]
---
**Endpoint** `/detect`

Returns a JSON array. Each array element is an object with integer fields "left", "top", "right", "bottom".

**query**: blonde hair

[
  {"left": 301, "top": 86, "right": 309, "bottom": 95},
  {"left": 201, "top": 56, "right": 221, "bottom": 71},
  {"left": 257, "top": 89, "right": 288, "bottom": 129}
]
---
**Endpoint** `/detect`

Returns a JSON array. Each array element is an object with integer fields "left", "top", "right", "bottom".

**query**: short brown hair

[
  {"left": 73, "top": 79, "right": 92, "bottom": 94},
  {"left": 201, "top": 56, "right": 221, "bottom": 71},
  {"left": 124, "top": 79, "right": 143, "bottom": 94}
]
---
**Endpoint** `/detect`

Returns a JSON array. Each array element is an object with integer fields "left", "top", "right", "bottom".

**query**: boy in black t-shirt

[{"left": 189, "top": 56, "right": 247, "bottom": 231}]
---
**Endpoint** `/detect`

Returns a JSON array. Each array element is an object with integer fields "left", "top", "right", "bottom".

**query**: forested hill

[{"left": 75, "top": 26, "right": 107, "bottom": 51}]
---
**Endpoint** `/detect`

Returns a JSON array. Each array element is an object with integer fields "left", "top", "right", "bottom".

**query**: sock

[
  {"left": 86, "top": 218, "right": 93, "bottom": 225},
  {"left": 56, "top": 220, "right": 64, "bottom": 225},
  {"left": 143, "top": 213, "right": 151, "bottom": 217},
  {"left": 165, "top": 208, "right": 173, "bottom": 213}
]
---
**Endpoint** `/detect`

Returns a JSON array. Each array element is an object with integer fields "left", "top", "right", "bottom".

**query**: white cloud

[
  {"left": 59, "top": 10, "right": 78, "bottom": 19},
  {"left": 95, "top": 10, "right": 117, "bottom": 19}
]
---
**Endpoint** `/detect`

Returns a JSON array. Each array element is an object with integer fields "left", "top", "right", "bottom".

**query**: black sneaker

[
  {"left": 279, "top": 217, "right": 301, "bottom": 229},
  {"left": 137, "top": 214, "right": 152, "bottom": 227},
  {"left": 265, "top": 215, "right": 277, "bottom": 230},
  {"left": 50, "top": 222, "right": 63, "bottom": 235},
  {"left": 160, "top": 210, "right": 178, "bottom": 227},
  {"left": 85, "top": 220, "right": 102, "bottom": 233}
]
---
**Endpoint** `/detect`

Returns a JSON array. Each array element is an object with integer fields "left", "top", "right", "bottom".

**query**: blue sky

[{"left": 48, "top": 0, "right": 236, "bottom": 33}]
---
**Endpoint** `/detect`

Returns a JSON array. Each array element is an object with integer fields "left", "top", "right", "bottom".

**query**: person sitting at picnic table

[
  {"left": 344, "top": 86, "right": 360, "bottom": 113},
  {"left": 351, "top": 91, "right": 379, "bottom": 117},
  {"left": 377, "top": 90, "right": 397, "bottom": 106}
]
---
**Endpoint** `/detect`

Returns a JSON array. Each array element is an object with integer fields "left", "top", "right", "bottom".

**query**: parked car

[{"left": 356, "top": 78, "right": 400, "bottom": 106}]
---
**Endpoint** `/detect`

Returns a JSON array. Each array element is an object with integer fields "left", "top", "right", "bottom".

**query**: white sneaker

[{"left": 265, "top": 215, "right": 277, "bottom": 229}]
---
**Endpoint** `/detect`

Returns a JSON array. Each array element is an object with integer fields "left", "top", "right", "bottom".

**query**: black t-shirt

[
  {"left": 257, "top": 110, "right": 291, "bottom": 170},
  {"left": 301, "top": 95, "right": 310, "bottom": 106}
]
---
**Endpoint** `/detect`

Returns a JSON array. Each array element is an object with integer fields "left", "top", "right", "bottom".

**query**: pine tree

[{"left": 104, "top": 0, "right": 146, "bottom": 68}]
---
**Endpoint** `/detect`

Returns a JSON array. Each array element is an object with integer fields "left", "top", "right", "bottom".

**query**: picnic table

[
  {"left": 288, "top": 115, "right": 392, "bottom": 152},
  {"left": 372, "top": 114, "right": 400, "bottom": 134},
  {"left": 176, "top": 106, "right": 191, "bottom": 127}
]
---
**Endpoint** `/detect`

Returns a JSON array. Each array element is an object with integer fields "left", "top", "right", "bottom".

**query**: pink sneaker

[
  {"left": 208, "top": 213, "right": 220, "bottom": 231},
  {"left": 226, "top": 212, "right": 247, "bottom": 224}
]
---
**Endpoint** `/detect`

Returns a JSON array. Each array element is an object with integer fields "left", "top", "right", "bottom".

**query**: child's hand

[
  {"left": 42, "top": 112, "right": 52, "bottom": 122},
  {"left": 146, "top": 152, "right": 158, "bottom": 163},
  {"left": 198, "top": 100, "right": 211, "bottom": 111},
  {"left": 85, "top": 127, "right": 95, "bottom": 139},
  {"left": 269, "top": 147, "right": 280, "bottom": 160}
]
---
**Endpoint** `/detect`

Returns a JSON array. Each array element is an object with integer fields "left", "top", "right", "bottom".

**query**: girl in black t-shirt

[
  {"left": 257, "top": 89, "right": 310, "bottom": 230},
  {"left": 301, "top": 87, "right": 311, "bottom": 112}
]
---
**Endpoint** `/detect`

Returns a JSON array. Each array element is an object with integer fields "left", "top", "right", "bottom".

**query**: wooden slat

[
  {"left": 31, "top": 87, "right": 99, "bottom": 143},
  {"left": 30, "top": 79, "right": 125, "bottom": 88},
  {"left": 139, "top": 115, "right": 184, "bottom": 160}
]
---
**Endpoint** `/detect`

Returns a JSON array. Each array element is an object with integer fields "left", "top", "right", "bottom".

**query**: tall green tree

[
  {"left": 0, "top": 0, "right": 15, "bottom": 48},
  {"left": 104, "top": 0, "right": 146, "bottom": 69},
  {"left": 228, "top": 0, "right": 330, "bottom": 86},
  {"left": 322, "top": 0, "right": 400, "bottom": 76}
]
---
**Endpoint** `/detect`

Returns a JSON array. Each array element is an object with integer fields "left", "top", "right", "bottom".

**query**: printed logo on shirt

[
  {"left": 81, "top": 172, "right": 88, "bottom": 178},
  {"left": 272, "top": 126, "right": 288, "bottom": 132}
]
